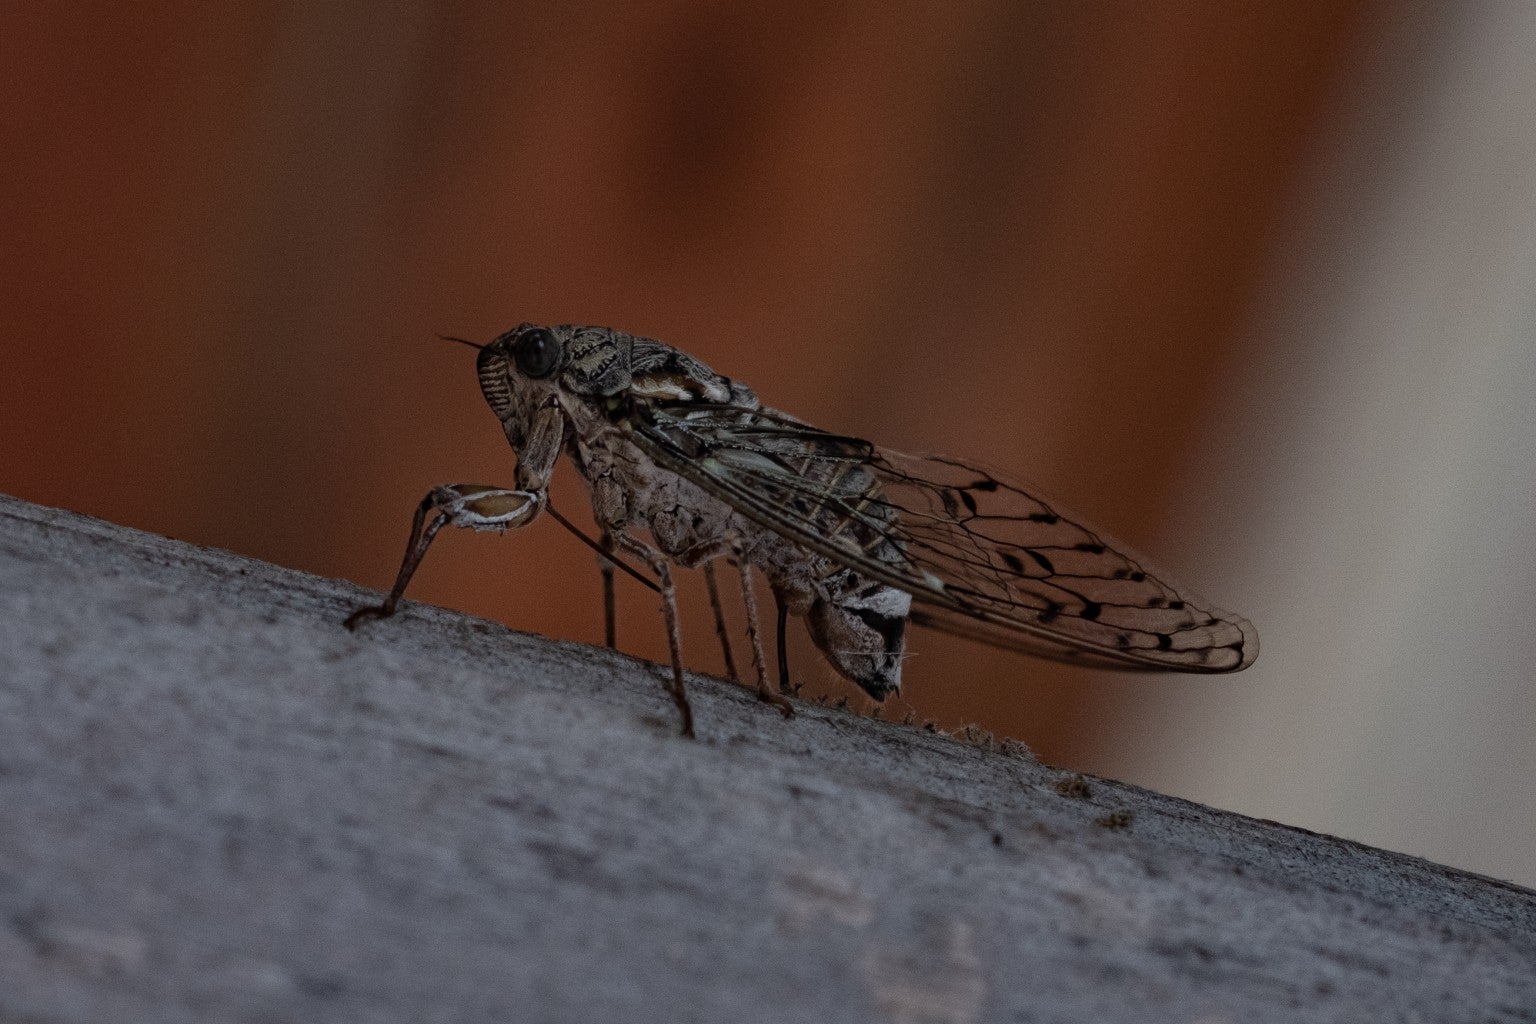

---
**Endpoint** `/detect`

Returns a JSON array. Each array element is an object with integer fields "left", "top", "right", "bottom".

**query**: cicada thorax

[{"left": 565, "top": 335, "right": 914, "bottom": 700}]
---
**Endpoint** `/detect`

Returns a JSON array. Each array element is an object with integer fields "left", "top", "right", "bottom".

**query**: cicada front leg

[{"left": 344, "top": 484, "right": 542, "bottom": 630}]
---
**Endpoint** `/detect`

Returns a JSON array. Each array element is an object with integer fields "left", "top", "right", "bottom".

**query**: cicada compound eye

[{"left": 514, "top": 327, "right": 560, "bottom": 378}]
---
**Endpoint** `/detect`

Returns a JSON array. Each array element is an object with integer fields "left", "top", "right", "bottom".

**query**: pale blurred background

[{"left": 4, "top": 3, "right": 1533, "bottom": 887}]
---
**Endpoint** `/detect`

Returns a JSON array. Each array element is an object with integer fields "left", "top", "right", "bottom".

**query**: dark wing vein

[{"left": 628, "top": 403, "right": 1257, "bottom": 672}]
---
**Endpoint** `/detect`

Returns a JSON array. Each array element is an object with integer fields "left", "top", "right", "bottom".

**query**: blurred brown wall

[{"left": 1, "top": 2, "right": 1376, "bottom": 767}]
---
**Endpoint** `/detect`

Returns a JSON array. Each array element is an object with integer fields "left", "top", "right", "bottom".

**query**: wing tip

[{"left": 1218, "top": 611, "right": 1260, "bottom": 672}]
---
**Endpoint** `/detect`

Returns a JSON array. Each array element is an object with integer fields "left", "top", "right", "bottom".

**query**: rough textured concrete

[{"left": 0, "top": 492, "right": 1533, "bottom": 1023}]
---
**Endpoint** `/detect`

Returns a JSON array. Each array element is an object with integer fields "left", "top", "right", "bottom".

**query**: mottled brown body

[{"left": 477, "top": 324, "right": 910, "bottom": 699}]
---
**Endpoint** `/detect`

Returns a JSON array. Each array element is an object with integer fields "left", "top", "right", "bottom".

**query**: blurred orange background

[{"left": 7, "top": 4, "right": 1536, "bottom": 886}]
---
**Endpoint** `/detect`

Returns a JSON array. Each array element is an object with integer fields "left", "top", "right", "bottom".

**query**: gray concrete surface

[{"left": 0, "top": 492, "right": 1532, "bottom": 1023}]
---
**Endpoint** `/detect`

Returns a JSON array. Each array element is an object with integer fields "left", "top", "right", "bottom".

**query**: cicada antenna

[{"left": 439, "top": 334, "right": 486, "bottom": 352}]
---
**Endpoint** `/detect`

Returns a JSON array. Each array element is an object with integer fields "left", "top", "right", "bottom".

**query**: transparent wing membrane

[{"left": 631, "top": 404, "right": 1256, "bottom": 673}]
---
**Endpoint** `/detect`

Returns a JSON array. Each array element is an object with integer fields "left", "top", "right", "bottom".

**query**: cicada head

[
  {"left": 465, "top": 323, "right": 585, "bottom": 492},
  {"left": 475, "top": 323, "right": 571, "bottom": 448}
]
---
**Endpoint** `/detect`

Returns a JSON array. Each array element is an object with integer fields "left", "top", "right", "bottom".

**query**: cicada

[{"left": 346, "top": 323, "right": 1258, "bottom": 736}]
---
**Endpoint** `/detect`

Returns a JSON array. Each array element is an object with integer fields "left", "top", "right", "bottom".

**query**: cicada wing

[{"left": 629, "top": 403, "right": 1257, "bottom": 673}]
